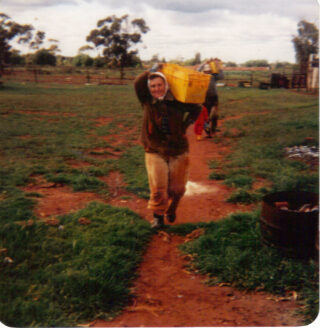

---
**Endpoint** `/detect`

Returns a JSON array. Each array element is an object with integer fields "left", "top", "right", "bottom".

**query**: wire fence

[{"left": 1, "top": 66, "right": 318, "bottom": 93}]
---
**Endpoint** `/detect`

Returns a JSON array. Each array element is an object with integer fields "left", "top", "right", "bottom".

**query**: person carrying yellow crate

[
  {"left": 134, "top": 64, "right": 202, "bottom": 228},
  {"left": 197, "top": 58, "right": 224, "bottom": 137}
]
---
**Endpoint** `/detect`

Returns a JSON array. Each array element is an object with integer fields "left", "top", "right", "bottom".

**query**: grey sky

[{"left": 1, "top": 0, "right": 319, "bottom": 63}]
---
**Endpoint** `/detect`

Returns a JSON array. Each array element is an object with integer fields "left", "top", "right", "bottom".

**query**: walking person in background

[
  {"left": 134, "top": 65, "right": 201, "bottom": 228},
  {"left": 197, "top": 58, "right": 224, "bottom": 137}
]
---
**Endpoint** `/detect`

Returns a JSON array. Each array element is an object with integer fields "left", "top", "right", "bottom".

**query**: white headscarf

[{"left": 147, "top": 71, "right": 169, "bottom": 101}]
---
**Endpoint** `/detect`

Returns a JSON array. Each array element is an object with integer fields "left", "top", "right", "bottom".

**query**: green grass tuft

[
  {"left": 0, "top": 202, "right": 152, "bottom": 327},
  {"left": 116, "top": 146, "right": 149, "bottom": 199},
  {"left": 179, "top": 211, "right": 319, "bottom": 324}
]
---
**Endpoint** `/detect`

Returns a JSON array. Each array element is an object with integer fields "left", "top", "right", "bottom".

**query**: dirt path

[
  {"left": 88, "top": 124, "right": 303, "bottom": 327},
  {"left": 90, "top": 234, "right": 302, "bottom": 327},
  {"left": 23, "top": 118, "right": 304, "bottom": 326}
]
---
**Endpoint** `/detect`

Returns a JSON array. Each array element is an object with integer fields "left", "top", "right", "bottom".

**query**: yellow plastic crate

[
  {"left": 209, "top": 61, "right": 218, "bottom": 74},
  {"left": 160, "top": 64, "right": 210, "bottom": 104}
]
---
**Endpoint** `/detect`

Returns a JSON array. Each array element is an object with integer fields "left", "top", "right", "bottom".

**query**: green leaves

[{"left": 85, "top": 15, "right": 149, "bottom": 71}]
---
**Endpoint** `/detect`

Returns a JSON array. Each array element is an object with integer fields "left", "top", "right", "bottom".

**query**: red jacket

[{"left": 194, "top": 106, "right": 208, "bottom": 135}]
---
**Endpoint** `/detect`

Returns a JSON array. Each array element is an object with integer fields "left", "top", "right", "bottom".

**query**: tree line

[
  {"left": 0, "top": 12, "right": 318, "bottom": 76},
  {"left": 0, "top": 13, "right": 150, "bottom": 74}
]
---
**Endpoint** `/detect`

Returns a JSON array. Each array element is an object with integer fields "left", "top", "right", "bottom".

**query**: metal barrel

[{"left": 260, "top": 191, "right": 319, "bottom": 259}]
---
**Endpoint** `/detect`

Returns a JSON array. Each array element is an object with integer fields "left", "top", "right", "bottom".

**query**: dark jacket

[
  {"left": 206, "top": 72, "right": 224, "bottom": 98},
  {"left": 134, "top": 71, "right": 201, "bottom": 157},
  {"left": 197, "top": 63, "right": 224, "bottom": 98}
]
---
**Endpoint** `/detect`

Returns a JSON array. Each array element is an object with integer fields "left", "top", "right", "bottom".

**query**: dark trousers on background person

[{"left": 204, "top": 95, "right": 219, "bottom": 136}]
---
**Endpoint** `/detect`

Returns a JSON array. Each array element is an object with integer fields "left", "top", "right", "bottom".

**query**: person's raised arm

[{"left": 134, "top": 71, "right": 151, "bottom": 104}]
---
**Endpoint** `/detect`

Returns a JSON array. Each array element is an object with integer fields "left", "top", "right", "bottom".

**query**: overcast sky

[{"left": 1, "top": 0, "right": 319, "bottom": 63}]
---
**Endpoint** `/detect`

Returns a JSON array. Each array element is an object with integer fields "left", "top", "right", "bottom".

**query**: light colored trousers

[{"left": 145, "top": 152, "right": 189, "bottom": 216}]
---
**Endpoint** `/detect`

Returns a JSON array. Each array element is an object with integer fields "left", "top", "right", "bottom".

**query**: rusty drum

[{"left": 260, "top": 191, "right": 319, "bottom": 259}]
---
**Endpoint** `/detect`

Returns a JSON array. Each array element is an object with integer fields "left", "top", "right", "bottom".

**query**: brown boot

[{"left": 166, "top": 213, "right": 176, "bottom": 223}]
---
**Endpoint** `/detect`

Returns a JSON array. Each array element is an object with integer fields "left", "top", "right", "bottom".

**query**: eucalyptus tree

[
  {"left": 292, "top": 20, "right": 318, "bottom": 73},
  {"left": 85, "top": 14, "right": 149, "bottom": 78},
  {"left": 0, "top": 13, "right": 32, "bottom": 72},
  {"left": 0, "top": 13, "right": 45, "bottom": 74}
]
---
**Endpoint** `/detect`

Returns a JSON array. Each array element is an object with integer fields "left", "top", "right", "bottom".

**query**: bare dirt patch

[
  {"left": 92, "top": 117, "right": 113, "bottom": 127},
  {"left": 88, "top": 147, "right": 122, "bottom": 159},
  {"left": 23, "top": 175, "right": 102, "bottom": 219},
  {"left": 66, "top": 159, "right": 92, "bottom": 169}
]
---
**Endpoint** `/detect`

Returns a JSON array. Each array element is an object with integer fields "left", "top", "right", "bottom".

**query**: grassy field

[
  {"left": 0, "top": 81, "right": 150, "bottom": 326},
  {"left": 211, "top": 87, "right": 319, "bottom": 201},
  {"left": 0, "top": 79, "right": 318, "bottom": 326}
]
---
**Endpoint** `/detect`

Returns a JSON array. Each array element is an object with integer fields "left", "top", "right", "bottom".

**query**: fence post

[
  {"left": 33, "top": 67, "right": 38, "bottom": 83},
  {"left": 86, "top": 69, "right": 91, "bottom": 84}
]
